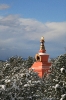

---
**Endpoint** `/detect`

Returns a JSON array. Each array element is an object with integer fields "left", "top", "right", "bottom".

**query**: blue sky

[{"left": 0, "top": 0, "right": 66, "bottom": 60}]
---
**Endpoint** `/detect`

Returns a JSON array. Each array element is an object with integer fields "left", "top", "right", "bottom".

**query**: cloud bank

[{"left": 0, "top": 15, "right": 66, "bottom": 59}]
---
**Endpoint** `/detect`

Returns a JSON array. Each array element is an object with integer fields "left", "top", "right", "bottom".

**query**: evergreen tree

[
  {"left": 24, "top": 56, "right": 35, "bottom": 68},
  {"left": 0, "top": 54, "right": 66, "bottom": 100},
  {"left": 43, "top": 53, "right": 66, "bottom": 100}
]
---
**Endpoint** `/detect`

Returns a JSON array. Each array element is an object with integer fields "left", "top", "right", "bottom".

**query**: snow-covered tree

[
  {"left": 0, "top": 54, "right": 66, "bottom": 100},
  {"left": 42, "top": 53, "right": 66, "bottom": 100}
]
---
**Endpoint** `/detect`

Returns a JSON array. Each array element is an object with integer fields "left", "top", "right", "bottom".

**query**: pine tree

[{"left": 43, "top": 53, "right": 66, "bottom": 100}]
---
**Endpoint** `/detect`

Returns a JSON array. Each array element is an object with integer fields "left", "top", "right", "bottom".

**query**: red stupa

[{"left": 30, "top": 36, "right": 51, "bottom": 78}]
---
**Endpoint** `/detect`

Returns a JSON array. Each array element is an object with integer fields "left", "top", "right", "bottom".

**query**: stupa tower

[{"left": 30, "top": 36, "right": 51, "bottom": 78}]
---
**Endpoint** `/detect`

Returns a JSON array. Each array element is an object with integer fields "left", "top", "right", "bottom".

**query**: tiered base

[{"left": 30, "top": 61, "right": 51, "bottom": 78}]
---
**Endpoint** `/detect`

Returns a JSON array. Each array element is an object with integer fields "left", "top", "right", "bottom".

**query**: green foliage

[
  {"left": 9, "top": 56, "right": 24, "bottom": 66},
  {"left": 25, "top": 56, "right": 35, "bottom": 68},
  {"left": 42, "top": 53, "right": 66, "bottom": 100},
  {"left": 0, "top": 54, "right": 66, "bottom": 100}
]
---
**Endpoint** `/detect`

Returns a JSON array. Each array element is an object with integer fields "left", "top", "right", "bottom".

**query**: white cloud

[
  {"left": 19, "top": 18, "right": 66, "bottom": 42},
  {"left": 0, "top": 4, "right": 10, "bottom": 10},
  {"left": 0, "top": 15, "right": 66, "bottom": 58},
  {"left": 45, "top": 22, "right": 66, "bottom": 40}
]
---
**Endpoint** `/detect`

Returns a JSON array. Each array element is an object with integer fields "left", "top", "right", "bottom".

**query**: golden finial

[
  {"left": 40, "top": 36, "right": 45, "bottom": 50},
  {"left": 41, "top": 36, "right": 44, "bottom": 41}
]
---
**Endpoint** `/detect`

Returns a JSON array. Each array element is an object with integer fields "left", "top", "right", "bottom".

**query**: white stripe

[{"left": 39, "top": 53, "right": 49, "bottom": 55}]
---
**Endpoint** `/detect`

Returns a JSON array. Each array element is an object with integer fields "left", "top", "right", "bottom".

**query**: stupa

[{"left": 30, "top": 36, "right": 51, "bottom": 78}]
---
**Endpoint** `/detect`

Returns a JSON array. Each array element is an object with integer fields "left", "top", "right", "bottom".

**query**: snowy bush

[
  {"left": 0, "top": 85, "right": 6, "bottom": 90},
  {"left": 0, "top": 54, "right": 66, "bottom": 100},
  {"left": 60, "top": 94, "right": 66, "bottom": 100},
  {"left": 60, "top": 67, "right": 66, "bottom": 73},
  {"left": 42, "top": 54, "right": 66, "bottom": 100}
]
